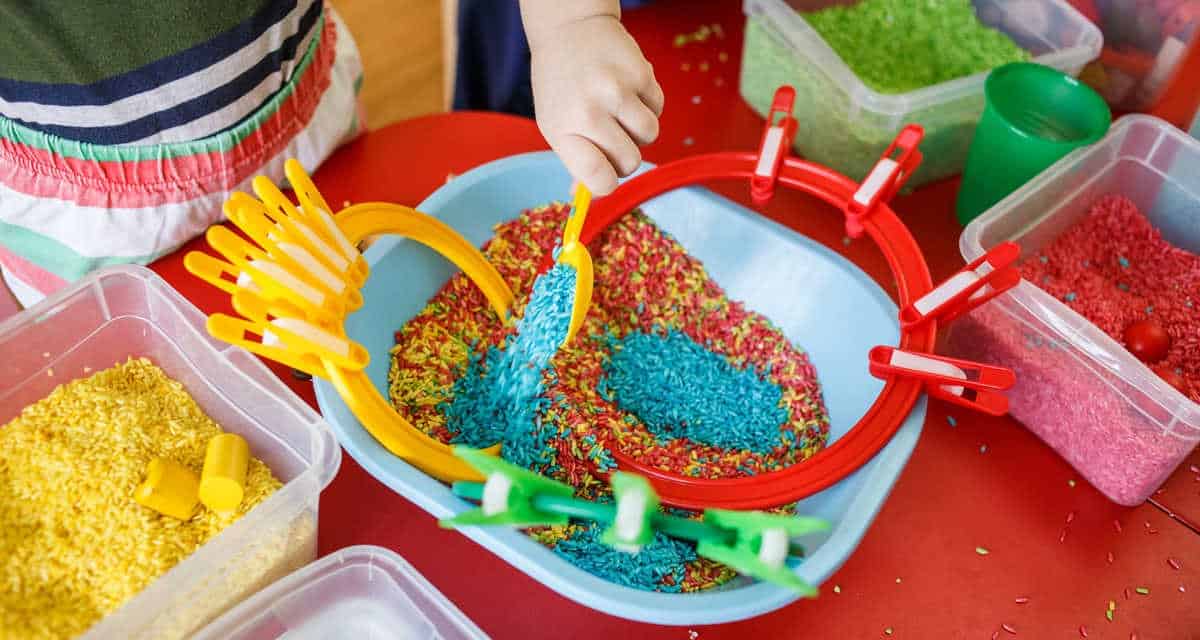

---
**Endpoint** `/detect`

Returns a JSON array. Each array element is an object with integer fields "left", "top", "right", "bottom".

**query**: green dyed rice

[
  {"left": 806, "top": 0, "right": 1028, "bottom": 95},
  {"left": 739, "top": 0, "right": 1030, "bottom": 186}
]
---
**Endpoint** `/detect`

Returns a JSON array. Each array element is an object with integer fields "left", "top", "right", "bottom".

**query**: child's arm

[{"left": 519, "top": 0, "right": 664, "bottom": 195}]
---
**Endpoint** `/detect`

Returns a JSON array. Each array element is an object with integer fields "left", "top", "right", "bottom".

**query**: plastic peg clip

[
  {"left": 602, "top": 472, "right": 659, "bottom": 552},
  {"left": 232, "top": 289, "right": 368, "bottom": 371},
  {"left": 202, "top": 225, "right": 345, "bottom": 325},
  {"left": 750, "top": 86, "right": 798, "bottom": 207},
  {"left": 134, "top": 458, "right": 201, "bottom": 521},
  {"left": 844, "top": 124, "right": 924, "bottom": 239},
  {"left": 199, "top": 433, "right": 251, "bottom": 513},
  {"left": 868, "top": 346, "right": 1016, "bottom": 416},
  {"left": 440, "top": 447, "right": 575, "bottom": 528},
  {"left": 697, "top": 509, "right": 831, "bottom": 596},
  {"left": 899, "top": 241, "right": 1021, "bottom": 329},
  {"left": 226, "top": 200, "right": 360, "bottom": 306},
  {"left": 283, "top": 159, "right": 370, "bottom": 287}
]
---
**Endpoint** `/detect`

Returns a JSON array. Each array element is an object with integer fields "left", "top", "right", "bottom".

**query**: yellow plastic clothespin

[
  {"left": 284, "top": 159, "right": 370, "bottom": 287},
  {"left": 251, "top": 176, "right": 367, "bottom": 301},
  {"left": 202, "top": 225, "right": 346, "bottom": 325},
  {"left": 185, "top": 161, "right": 514, "bottom": 482},
  {"left": 225, "top": 197, "right": 363, "bottom": 312}
]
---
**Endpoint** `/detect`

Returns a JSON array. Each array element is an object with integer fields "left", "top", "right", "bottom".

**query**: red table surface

[{"left": 152, "top": 2, "right": 1200, "bottom": 637}]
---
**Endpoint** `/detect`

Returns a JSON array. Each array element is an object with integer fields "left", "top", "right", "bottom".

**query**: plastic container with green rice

[{"left": 739, "top": 0, "right": 1103, "bottom": 188}]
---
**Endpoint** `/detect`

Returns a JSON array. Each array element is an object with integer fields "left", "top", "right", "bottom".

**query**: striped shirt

[{"left": 0, "top": 0, "right": 364, "bottom": 305}]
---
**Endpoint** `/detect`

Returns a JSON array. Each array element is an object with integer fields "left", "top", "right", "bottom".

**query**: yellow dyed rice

[{"left": 0, "top": 358, "right": 283, "bottom": 640}]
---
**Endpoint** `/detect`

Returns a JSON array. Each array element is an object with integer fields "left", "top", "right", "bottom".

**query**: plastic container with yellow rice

[{"left": 0, "top": 266, "right": 340, "bottom": 640}]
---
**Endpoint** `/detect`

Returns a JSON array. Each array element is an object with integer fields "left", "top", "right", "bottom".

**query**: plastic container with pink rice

[{"left": 950, "top": 115, "right": 1200, "bottom": 506}]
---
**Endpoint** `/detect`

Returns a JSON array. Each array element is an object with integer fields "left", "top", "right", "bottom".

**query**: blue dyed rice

[
  {"left": 440, "top": 263, "right": 578, "bottom": 468},
  {"left": 600, "top": 330, "right": 789, "bottom": 454},
  {"left": 551, "top": 522, "right": 696, "bottom": 592}
]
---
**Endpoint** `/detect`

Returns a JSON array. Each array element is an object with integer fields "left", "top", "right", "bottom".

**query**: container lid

[{"left": 192, "top": 545, "right": 487, "bottom": 640}]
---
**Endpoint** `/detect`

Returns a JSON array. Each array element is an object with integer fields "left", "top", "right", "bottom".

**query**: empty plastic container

[
  {"left": 949, "top": 116, "right": 1200, "bottom": 506},
  {"left": 0, "top": 266, "right": 341, "bottom": 639},
  {"left": 739, "top": 0, "right": 1102, "bottom": 187},
  {"left": 193, "top": 545, "right": 487, "bottom": 639}
]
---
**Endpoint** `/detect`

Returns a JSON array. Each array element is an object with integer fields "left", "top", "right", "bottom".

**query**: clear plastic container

[
  {"left": 950, "top": 115, "right": 1200, "bottom": 506},
  {"left": 1065, "top": 0, "right": 1200, "bottom": 113},
  {"left": 739, "top": 0, "right": 1103, "bottom": 187},
  {"left": 192, "top": 545, "right": 488, "bottom": 639},
  {"left": 0, "top": 265, "right": 342, "bottom": 639}
]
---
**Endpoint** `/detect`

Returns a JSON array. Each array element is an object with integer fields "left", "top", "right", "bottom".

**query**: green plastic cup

[{"left": 956, "top": 63, "right": 1111, "bottom": 226}]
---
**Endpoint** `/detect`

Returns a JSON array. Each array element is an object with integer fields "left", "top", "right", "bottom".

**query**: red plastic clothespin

[
  {"left": 868, "top": 346, "right": 1016, "bottom": 416},
  {"left": 843, "top": 125, "right": 924, "bottom": 239},
  {"left": 750, "top": 86, "right": 798, "bottom": 207},
  {"left": 898, "top": 242, "right": 1022, "bottom": 330}
]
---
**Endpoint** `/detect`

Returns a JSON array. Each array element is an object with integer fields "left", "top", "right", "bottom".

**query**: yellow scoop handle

[{"left": 557, "top": 185, "right": 594, "bottom": 347}]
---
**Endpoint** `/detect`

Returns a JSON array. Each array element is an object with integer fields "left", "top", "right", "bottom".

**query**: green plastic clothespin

[
  {"left": 697, "top": 509, "right": 831, "bottom": 596},
  {"left": 439, "top": 446, "right": 574, "bottom": 528},
  {"left": 601, "top": 472, "right": 659, "bottom": 552},
  {"left": 442, "top": 446, "right": 834, "bottom": 595}
]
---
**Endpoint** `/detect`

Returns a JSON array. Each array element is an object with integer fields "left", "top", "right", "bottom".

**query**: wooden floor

[{"left": 335, "top": 0, "right": 447, "bottom": 130}]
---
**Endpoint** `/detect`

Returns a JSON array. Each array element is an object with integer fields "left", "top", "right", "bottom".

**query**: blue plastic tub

[{"left": 314, "top": 151, "right": 925, "bottom": 625}]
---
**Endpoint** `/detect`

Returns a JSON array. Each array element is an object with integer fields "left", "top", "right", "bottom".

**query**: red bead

[
  {"left": 1153, "top": 365, "right": 1188, "bottom": 393},
  {"left": 1123, "top": 319, "right": 1171, "bottom": 363}
]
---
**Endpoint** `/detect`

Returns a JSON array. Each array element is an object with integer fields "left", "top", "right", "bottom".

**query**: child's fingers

[
  {"left": 639, "top": 74, "right": 665, "bottom": 117},
  {"left": 616, "top": 96, "right": 660, "bottom": 146},
  {"left": 555, "top": 134, "right": 619, "bottom": 196},
  {"left": 586, "top": 116, "right": 642, "bottom": 178}
]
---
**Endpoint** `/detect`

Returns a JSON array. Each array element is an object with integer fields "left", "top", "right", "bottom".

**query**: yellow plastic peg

[
  {"left": 134, "top": 458, "right": 200, "bottom": 520},
  {"left": 200, "top": 433, "right": 251, "bottom": 512}
]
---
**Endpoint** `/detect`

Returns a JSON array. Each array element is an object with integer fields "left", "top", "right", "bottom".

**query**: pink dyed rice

[{"left": 949, "top": 195, "right": 1200, "bottom": 505}]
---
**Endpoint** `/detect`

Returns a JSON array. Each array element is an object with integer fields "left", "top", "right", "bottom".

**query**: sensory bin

[
  {"left": 739, "top": 0, "right": 1101, "bottom": 186},
  {"left": 388, "top": 204, "right": 831, "bottom": 592},
  {"left": 950, "top": 116, "right": 1200, "bottom": 506},
  {"left": 0, "top": 266, "right": 339, "bottom": 640},
  {"left": 0, "top": 359, "right": 282, "bottom": 640},
  {"left": 954, "top": 194, "right": 1200, "bottom": 505},
  {"left": 313, "top": 150, "right": 924, "bottom": 625}
]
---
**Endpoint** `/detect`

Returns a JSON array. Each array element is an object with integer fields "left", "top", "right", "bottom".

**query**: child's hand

[{"left": 522, "top": 3, "right": 663, "bottom": 196}]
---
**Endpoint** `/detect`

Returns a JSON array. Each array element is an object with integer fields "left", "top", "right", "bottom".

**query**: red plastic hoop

[{"left": 569, "top": 149, "right": 938, "bottom": 511}]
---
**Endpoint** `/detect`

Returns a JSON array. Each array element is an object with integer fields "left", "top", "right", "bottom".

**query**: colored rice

[
  {"left": 805, "top": 0, "right": 1028, "bottom": 95},
  {"left": 1017, "top": 195, "right": 1199, "bottom": 402},
  {"left": 740, "top": 0, "right": 1030, "bottom": 186},
  {"left": 389, "top": 204, "right": 830, "bottom": 591},
  {"left": 600, "top": 330, "right": 790, "bottom": 454},
  {"left": 949, "top": 194, "right": 1200, "bottom": 505},
  {"left": 0, "top": 358, "right": 283, "bottom": 639},
  {"left": 439, "top": 263, "right": 578, "bottom": 470}
]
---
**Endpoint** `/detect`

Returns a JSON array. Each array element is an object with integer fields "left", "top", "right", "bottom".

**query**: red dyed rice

[{"left": 950, "top": 195, "right": 1200, "bottom": 505}]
